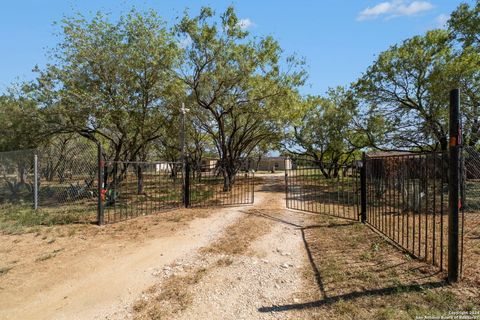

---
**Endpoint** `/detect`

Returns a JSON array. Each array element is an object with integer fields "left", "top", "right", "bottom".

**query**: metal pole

[
  {"left": 97, "top": 143, "right": 105, "bottom": 225},
  {"left": 181, "top": 103, "right": 187, "bottom": 163},
  {"left": 184, "top": 161, "right": 190, "bottom": 207},
  {"left": 180, "top": 103, "right": 190, "bottom": 207},
  {"left": 448, "top": 88, "right": 460, "bottom": 283},
  {"left": 360, "top": 152, "right": 367, "bottom": 223},
  {"left": 34, "top": 153, "right": 38, "bottom": 210}
]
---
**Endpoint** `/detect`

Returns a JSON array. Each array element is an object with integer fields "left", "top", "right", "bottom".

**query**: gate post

[
  {"left": 360, "top": 152, "right": 367, "bottom": 223},
  {"left": 33, "top": 152, "right": 39, "bottom": 210},
  {"left": 183, "top": 161, "right": 190, "bottom": 208},
  {"left": 448, "top": 88, "right": 460, "bottom": 283},
  {"left": 97, "top": 143, "right": 105, "bottom": 226}
]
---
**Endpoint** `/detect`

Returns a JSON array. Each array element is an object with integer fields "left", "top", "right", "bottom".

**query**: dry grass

[
  {"left": 134, "top": 211, "right": 272, "bottom": 319},
  {"left": 134, "top": 267, "right": 208, "bottom": 319},
  {"left": 291, "top": 213, "right": 480, "bottom": 320},
  {"left": 200, "top": 212, "right": 271, "bottom": 256}
]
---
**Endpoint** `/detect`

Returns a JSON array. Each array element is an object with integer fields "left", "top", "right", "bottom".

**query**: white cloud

[
  {"left": 357, "top": 0, "right": 434, "bottom": 21},
  {"left": 237, "top": 18, "right": 255, "bottom": 30},
  {"left": 435, "top": 13, "right": 449, "bottom": 28}
]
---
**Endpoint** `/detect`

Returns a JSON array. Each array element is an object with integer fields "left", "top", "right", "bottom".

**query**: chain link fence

[
  {"left": 0, "top": 149, "right": 37, "bottom": 206},
  {"left": 0, "top": 140, "right": 99, "bottom": 224},
  {"left": 461, "top": 146, "right": 480, "bottom": 281}
]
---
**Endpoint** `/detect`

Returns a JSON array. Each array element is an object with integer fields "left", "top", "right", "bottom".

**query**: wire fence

[
  {"left": 0, "top": 141, "right": 99, "bottom": 223},
  {"left": 0, "top": 149, "right": 37, "bottom": 207},
  {"left": 460, "top": 146, "right": 480, "bottom": 282}
]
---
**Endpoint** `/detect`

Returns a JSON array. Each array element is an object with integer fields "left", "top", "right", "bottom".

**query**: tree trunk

[
  {"left": 136, "top": 164, "right": 144, "bottom": 195},
  {"left": 18, "top": 163, "right": 27, "bottom": 184}
]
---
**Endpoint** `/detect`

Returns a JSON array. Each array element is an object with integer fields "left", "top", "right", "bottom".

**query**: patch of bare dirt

[
  {"left": 0, "top": 206, "right": 243, "bottom": 320},
  {"left": 131, "top": 175, "right": 310, "bottom": 320}
]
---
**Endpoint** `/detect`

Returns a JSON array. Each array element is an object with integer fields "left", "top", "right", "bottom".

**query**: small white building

[{"left": 155, "top": 162, "right": 171, "bottom": 173}]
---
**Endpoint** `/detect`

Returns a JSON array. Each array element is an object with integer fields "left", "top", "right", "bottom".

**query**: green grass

[{"left": 0, "top": 204, "right": 94, "bottom": 235}]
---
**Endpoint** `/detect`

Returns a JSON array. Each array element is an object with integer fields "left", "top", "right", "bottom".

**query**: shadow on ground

[{"left": 249, "top": 176, "right": 478, "bottom": 318}]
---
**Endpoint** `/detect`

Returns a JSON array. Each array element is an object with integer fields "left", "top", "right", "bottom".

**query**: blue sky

[{"left": 0, "top": 0, "right": 473, "bottom": 95}]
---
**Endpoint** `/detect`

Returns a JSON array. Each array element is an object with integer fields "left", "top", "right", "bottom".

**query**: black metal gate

[
  {"left": 100, "top": 159, "right": 254, "bottom": 223},
  {"left": 285, "top": 158, "right": 361, "bottom": 220},
  {"left": 285, "top": 153, "right": 465, "bottom": 277},
  {"left": 102, "top": 161, "right": 184, "bottom": 224},
  {"left": 186, "top": 161, "right": 254, "bottom": 207},
  {"left": 364, "top": 152, "right": 451, "bottom": 271}
]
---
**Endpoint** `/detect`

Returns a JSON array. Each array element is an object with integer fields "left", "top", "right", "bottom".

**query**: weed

[
  {"left": 360, "top": 251, "right": 372, "bottom": 261},
  {"left": 216, "top": 257, "right": 234, "bottom": 267},
  {"left": 35, "top": 248, "right": 64, "bottom": 262},
  {"left": 36, "top": 253, "right": 56, "bottom": 262},
  {"left": 0, "top": 266, "right": 12, "bottom": 276}
]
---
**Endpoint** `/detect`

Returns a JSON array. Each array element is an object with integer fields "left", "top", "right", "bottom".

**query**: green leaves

[
  {"left": 449, "top": 1, "right": 480, "bottom": 49},
  {"left": 177, "top": 6, "right": 305, "bottom": 165},
  {"left": 31, "top": 9, "right": 184, "bottom": 162},
  {"left": 354, "top": 29, "right": 454, "bottom": 151},
  {"left": 284, "top": 87, "right": 363, "bottom": 165}
]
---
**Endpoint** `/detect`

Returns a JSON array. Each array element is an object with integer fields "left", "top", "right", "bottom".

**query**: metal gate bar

[
  {"left": 285, "top": 158, "right": 360, "bottom": 220},
  {"left": 102, "top": 161, "right": 183, "bottom": 224}
]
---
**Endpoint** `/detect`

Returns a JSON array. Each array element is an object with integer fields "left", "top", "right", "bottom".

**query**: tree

[
  {"left": 32, "top": 11, "right": 181, "bottom": 165},
  {"left": 0, "top": 93, "right": 44, "bottom": 152},
  {"left": 354, "top": 30, "right": 454, "bottom": 151},
  {"left": 448, "top": 1, "right": 480, "bottom": 147},
  {"left": 449, "top": 0, "right": 480, "bottom": 49},
  {"left": 283, "top": 87, "right": 364, "bottom": 178},
  {"left": 176, "top": 7, "right": 305, "bottom": 190},
  {"left": 29, "top": 10, "right": 185, "bottom": 193}
]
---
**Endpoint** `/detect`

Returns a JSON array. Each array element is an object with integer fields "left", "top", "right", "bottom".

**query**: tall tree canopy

[
  {"left": 31, "top": 10, "right": 183, "bottom": 162},
  {"left": 0, "top": 93, "right": 44, "bottom": 152},
  {"left": 449, "top": 0, "right": 480, "bottom": 147},
  {"left": 177, "top": 7, "right": 305, "bottom": 189},
  {"left": 283, "top": 87, "right": 365, "bottom": 176},
  {"left": 354, "top": 30, "right": 454, "bottom": 151}
]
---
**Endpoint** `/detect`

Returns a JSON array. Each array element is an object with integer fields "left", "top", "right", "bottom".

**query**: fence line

[
  {"left": 0, "top": 143, "right": 256, "bottom": 225},
  {"left": 364, "top": 152, "right": 450, "bottom": 270},
  {"left": 0, "top": 143, "right": 99, "bottom": 223},
  {"left": 285, "top": 158, "right": 360, "bottom": 220}
]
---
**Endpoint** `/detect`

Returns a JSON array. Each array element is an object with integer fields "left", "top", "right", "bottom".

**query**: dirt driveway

[
  {"left": 0, "top": 175, "right": 308, "bottom": 319},
  {"left": 1, "top": 175, "right": 478, "bottom": 320}
]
